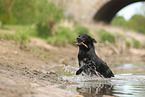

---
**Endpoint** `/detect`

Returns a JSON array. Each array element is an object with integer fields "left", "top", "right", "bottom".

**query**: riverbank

[{"left": 0, "top": 36, "right": 145, "bottom": 97}]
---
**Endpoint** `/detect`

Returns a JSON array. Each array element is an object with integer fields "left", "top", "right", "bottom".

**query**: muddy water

[{"left": 61, "top": 64, "right": 145, "bottom": 97}]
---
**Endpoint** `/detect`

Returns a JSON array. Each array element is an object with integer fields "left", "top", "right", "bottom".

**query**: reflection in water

[
  {"left": 76, "top": 82, "right": 113, "bottom": 97},
  {"left": 74, "top": 74, "right": 145, "bottom": 97},
  {"left": 62, "top": 64, "right": 145, "bottom": 97}
]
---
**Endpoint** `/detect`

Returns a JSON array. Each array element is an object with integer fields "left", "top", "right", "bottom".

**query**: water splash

[{"left": 61, "top": 65, "right": 110, "bottom": 83}]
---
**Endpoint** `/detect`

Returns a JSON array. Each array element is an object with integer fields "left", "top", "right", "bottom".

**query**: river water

[{"left": 61, "top": 63, "right": 145, "bottom": 97}]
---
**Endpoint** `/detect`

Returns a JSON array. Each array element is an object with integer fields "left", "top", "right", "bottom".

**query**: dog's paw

[{"left": 76, "top": 69, "right": 82, "bottom": 75}]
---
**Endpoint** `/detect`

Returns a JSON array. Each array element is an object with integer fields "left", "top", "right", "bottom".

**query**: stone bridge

[{"left": 65, "top": 0, "right": 145, "bottom": 24}]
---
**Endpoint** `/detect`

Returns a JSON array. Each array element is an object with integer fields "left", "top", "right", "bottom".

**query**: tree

[
  {"left": 111, "top": 16, "right": 127, "bottom": 28},
  {"left": 128, "top": 15, "right": 145, "bottom": 34},
  {"left": 35, "top": 0, "right": 64, "bottom": 36},
  {"left": 0, "top": 0, "right": 15, "bottom": 24},
  {"left": 12, "top": 0, "right": 36, "bottom": 24}
]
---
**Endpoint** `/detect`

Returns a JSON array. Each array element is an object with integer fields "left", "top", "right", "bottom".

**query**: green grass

[
  {"left": 126, "top": 41, "right": 131, "bottom": 48},
  {"left": 73, "top": 23, "right": 90, "bottom": 35},
  {"left": 47, "top": 26, "right": 77, "bottom": 45},
  {"left": 97, "top": 29, "right": 115, "bottom": 43},
  {"left": 0, "top": 32, "right": 15, "bottom": 41},
  {"left": 0, "top": 25, "right": 31, "bottom": 46},
  {"left": 133, "top": 39, "right": 141, "bottom": 48}
]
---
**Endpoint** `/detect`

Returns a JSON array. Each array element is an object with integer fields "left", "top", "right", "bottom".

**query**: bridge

[{"left": 65, "top": 0, "right": 145, "bottom": 24}]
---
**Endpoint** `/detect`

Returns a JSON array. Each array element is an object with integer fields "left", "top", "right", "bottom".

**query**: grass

[
  {"left": 97, "top": 29, "right": 115, "bottom": 43},
  {"left": 0, "top": 25, "right": 31, "bottom": 46},
  {"left": 47, "top": 26, "right": 77, "bottom": 45},
  {"left": 132, "top": 38, "right": 141, "bottom": 48},
  {"left": 0, "top": 24, "right": 143, "bottom": 49}
]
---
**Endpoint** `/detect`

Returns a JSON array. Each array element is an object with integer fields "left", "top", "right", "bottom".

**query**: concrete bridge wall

[{"left": 63, "top": 0, "right": 145, "bottom": 23}]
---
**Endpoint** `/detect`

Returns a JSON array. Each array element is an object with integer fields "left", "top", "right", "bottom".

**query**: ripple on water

[{"left": 61, "top": 65, "right": 145, "bottom": 97}]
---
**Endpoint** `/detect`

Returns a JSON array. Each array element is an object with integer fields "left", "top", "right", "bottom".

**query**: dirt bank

[{"left": 0, "top": 37, "right": 145, "bottom": 97}]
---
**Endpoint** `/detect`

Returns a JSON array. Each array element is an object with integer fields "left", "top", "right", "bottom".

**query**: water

[{"left": 61, "top": 64, "right": 145, "bottom": 97}]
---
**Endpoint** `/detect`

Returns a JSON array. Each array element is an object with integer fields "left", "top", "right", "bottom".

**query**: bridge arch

[{"left": 93, "top": 0, "right": 145, "bottom": 24}]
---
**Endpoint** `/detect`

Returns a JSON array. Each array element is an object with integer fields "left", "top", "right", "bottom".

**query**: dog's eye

[{"left": 82, "top": 36, "right": 85, "bottom": 38}]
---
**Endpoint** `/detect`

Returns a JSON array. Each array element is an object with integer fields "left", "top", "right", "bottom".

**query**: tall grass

[
  {"left": 47, "top": 26, "right": 77, "bottom": 45},
  {"left": 0, "top": 29, "right": 30, "bottom": 46},
  {"left": 97, "top": 29, "right": 115, "bottom": 43}
]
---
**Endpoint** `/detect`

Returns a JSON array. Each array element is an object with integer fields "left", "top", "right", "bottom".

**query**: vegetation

[
  {"left": 0, "top": 31, "right": 30, "bottom": 45},
  {"left": 73, "top": 23, "right": 90, "bottom": 35},
  {"left": 97, "top": 29, "right": 115, "bottom": 43},
  {"left": 111, "top": 15, "right": 145, "bottom": 35},
  {"left": 47, "top": 26, "right": 77, "bottom": 45},
  {"left": 0, "top": 0, "right": 144, "bottom": 48}
]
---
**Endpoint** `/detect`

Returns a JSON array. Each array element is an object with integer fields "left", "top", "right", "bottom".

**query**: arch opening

[{"left": 93, "top": 0, "right": 145, "bottom": 24}]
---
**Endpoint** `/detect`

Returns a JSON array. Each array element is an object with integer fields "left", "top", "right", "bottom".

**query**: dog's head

[{"left": 75, "top": 33, "right": 97, "bottom": 48}]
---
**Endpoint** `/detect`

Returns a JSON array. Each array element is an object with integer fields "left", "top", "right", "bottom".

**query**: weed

[
  {"left": 47, "top": 26, "right": 77, "bottom": 45},
  {"left": 0, "top": 32, "right": 15, "bottom": 40},
  {"left": 73, "top": 23, "right": 90, "bottom": 35},
  {"left": 126, "top": 41, "right": 131, "bottom": 48},
  {"left": 97, "top": 29, "right": 115, "bottom": 43},
  {"left": 133, "top": 39, "right": 141, "bottom": 48},
  {"left": 15, "top": 31, "right": 30, "bottom": 45}
]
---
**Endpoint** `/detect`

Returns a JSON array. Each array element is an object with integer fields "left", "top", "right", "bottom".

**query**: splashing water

[
  {"left": 60, "top": 64, "right": 145, "bottom": 97},
  {"left": 61, "top": 65, "right": 109, "bottom": 83}
]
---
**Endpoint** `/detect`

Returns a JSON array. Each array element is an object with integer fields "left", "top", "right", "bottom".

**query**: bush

[
  {"left": 0, "top": 30, "right": 30, "bottom": 45},
  {"left": 15, "top": 31, "right": 30, "bottom": 45},
  {"left": 47, "top": 26, "right": 77, "bottom": 45},
  {"left": 97, "top": 29, "right": 115, "bottom": 43},
  {"left": 112, "top": 15, "right": 145, "bottom": 35},
  {"left": 133, "top": 39, "right": 141, "bottom": 48},
  {"left": 126, "top": 41, "right": 131, "bottom": 47},
  {"left": 111, "top": 16, "right": 127, "bottom": 28},
  {"left": 0, "top": 32, "right": 15, "bottom": 40},
  {"left": 36, "top": 23, "right": 51, "bottom": 39},
  {"left": 73, "top": 23, "right": 90, "bottom": 35}
]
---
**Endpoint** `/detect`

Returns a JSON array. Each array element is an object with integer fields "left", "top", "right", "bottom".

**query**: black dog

[{"left": 75, "top": 33, "right": 114, "bottom": 78}]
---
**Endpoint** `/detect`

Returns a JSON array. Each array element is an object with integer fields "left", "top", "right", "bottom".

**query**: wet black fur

[{"left": 76, "top": 33, "right": 114, "bottom": 78}]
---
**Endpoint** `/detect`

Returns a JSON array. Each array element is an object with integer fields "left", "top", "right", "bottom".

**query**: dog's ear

[{"left": 91, "top": 38, "right": 97, "bottom": 43}]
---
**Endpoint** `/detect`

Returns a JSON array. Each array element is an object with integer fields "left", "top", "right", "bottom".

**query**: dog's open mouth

[{"left": 74, "top": 41, "right": 88, "bottom": 48}]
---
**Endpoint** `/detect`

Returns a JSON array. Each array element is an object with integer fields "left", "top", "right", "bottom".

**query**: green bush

[
  {"left": 0, "top": 30, "right": 30, "bottom": 45},
  {"left": 111, "top": 16, "right": 127, "bottom": 28},
  {"left": 112, "top": 15, "right": 145, "bottom": 35},
  {"left": 36, "top": 23, "right": 51, "bottom": 39},
  {"left": 15, "top": 31, "right": 30, "bottom": 45},
  {"left": 73, "top": 23, "right": 89, "bottom": 35},
  {"left": 126, "top": 41, "right": 131, "bottom": 47},
  {"left": 47, "top": 26, "right": 77, "bottom": 45},
  {"left": 97, "top": 29, "right": 115, "bottom": 43},
  {"left": 0, "top": 32, "right": 15, "bottom": 40},
  {"left": 133, "top": 39, "right": 141, "bottom": 48}
]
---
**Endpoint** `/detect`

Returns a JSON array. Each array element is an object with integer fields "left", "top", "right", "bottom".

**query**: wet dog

[{"left": 75, "top": 33, "right": 114, "bottom": 78}]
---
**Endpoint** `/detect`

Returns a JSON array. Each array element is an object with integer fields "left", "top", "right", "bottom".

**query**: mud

[{"left": 0, "top": 38, "right": 144, "bottom": 97}]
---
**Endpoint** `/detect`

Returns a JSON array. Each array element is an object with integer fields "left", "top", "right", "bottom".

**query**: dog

[{"left": 75, "top": 33, "right": 114, "bottom": 78}]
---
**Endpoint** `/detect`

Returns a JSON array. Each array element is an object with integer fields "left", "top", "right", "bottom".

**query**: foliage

[
  {"left": 111, "top": 16, "right": 127, "bottom": 28},
  {"left": 0, "top": 0, "right": 15, "bottom": 24},
  {"left": 132, "top": 38, "right": 141, "bottom": 48},
  {"left": 0, "top": 32, "right": 15, "bottom": 40},
  {"left": 12, "top": 0, "right": 36, "bottom": 24},
  {"left": 0, "top": 31, "right": 30, "bottom": 45},
  {"left": 15, "top": 31, "right": 30, "bottom": 45},
  {"left": 0, "top": 25, "right": 30, "bottom": 45},
  {"left": 127, "top": 15, "right": 145, "bottom": 34},
  {"left": 111, "top": 15, "right": 145, "bottom": 34},
  {"left": 47, "top": 26, "right": 77, "bottom": 45},
  {"left": 97, "top": 29, "right": 115, "bottom": 43},
  {"left": 73, "top": 23, "right": 90, "bottom": 35},
  {"left": 126, "top": 41, "right": 131, "bottom": 48},
  {"left": 36, "top": 23, "right": 51, "bottom": 39},
  {"left": 35, "top": 0, "right": 65, "bottom": 36}
]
